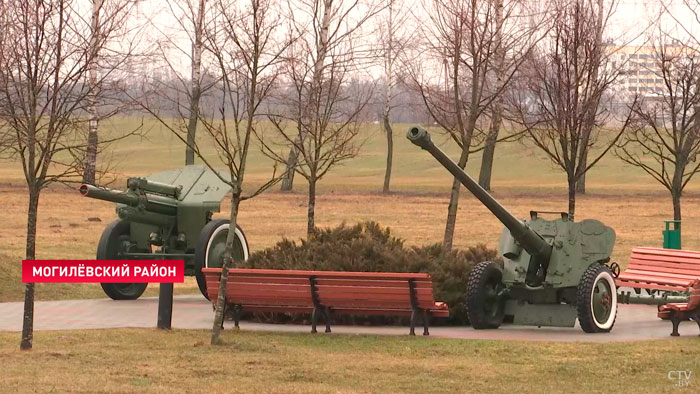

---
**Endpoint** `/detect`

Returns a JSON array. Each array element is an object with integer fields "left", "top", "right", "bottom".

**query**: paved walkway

[{"left": 0, "top": 296, "right": 693, "bottom": 342}]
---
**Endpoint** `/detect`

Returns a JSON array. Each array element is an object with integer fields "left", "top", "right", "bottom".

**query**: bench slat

[
  {"left": 630, "top": 254, "right": 700, "bottom": 266},
  {"left": 630, "top": 258, "right": 700, "bottom": 268},
  {"left": 626, "top": 262, "right": 700, "bottom": 277},
  {"left": 332, "top": 308, "right": 450, "bottom": 318},
  {"left": 315, "top": 278, "right": 433, "bottom": 288},
  {"left": 628, "top": 260, "right": 700, "bottom": 272},
  {"left": 225, "top": 282, "right": 311, "bottom": 292},
  {"left": 615, "top": 273, "right": 695, "bottom": 286},
  {"left": 219, "top": 276, "right": 312, "bottom": 285},
  {"left": 632, "top": 247, "right": 700, "bottom": 259},
  {"left": 321, "top": 300, "right": 413, "bottom": 308},
  {"left": 236, "top": 305, "right": 314, "bottom": 313},
  {"left": 623, "top": 269, "right": 698, "bottom": 281},
  {"left": 315, "top": 285, "right": 432, "bottom": 296},
  {"left": 203, "top": 268, "right": 432, "bottom": 280},
  {"left": 317, "top": 294, "right": 437, "bottom": 308}
]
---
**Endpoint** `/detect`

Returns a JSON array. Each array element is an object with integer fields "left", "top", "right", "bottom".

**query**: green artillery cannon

[
  {"left": 407, "top": 126, "right": 618, "bottom": 333},
  {"left": 80, "top": 165, "right": 249, "bottom": 300}
]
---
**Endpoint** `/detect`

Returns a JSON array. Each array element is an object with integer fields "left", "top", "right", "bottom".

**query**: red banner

[{"left": 22, "top": 260, "right": 185, "bottom": 283}]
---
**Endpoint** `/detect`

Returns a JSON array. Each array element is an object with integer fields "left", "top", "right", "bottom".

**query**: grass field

[
  {"left": 3, "top": 118, "right": 700, "bottom": 302},
  {"left": 1, "top": 329, "right": 699, "bottom": 393}
]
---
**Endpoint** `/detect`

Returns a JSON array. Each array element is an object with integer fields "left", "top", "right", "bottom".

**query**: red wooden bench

[
  {"left": 616, "top": 247, "right": 700, "bottom": 336},
  {"left": 202, "top": 268, "right": 449, "bottom": 335},
  {"left": 616, "top": 247, "right": 700, "bottom": 293},
  {"left": 657, "top": 280, "right": 700, "bottom": 336}
]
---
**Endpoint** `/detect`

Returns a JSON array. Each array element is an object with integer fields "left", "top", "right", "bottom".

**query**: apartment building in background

[{"left": 609, "top": 43, "right": 688, "bottom": 98}]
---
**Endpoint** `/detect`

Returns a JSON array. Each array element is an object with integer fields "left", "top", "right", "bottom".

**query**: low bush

[{"left": 241, "top": 221, "right": 498, "bottom": 325}]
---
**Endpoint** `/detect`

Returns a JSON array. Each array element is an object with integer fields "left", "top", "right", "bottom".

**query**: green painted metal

[
  {"left": 80, "top": 165, "right": 236, "bottom": 278},
  {"left": 618, "top": 291, "right": 689, "bottom": 305},
  {"left": 407, "top": 126, "right": 617, "bottom": 329},
  {"left": 505, "top": 302, "right": 578, "bottom": 327},
  {"left": 663, "top": 220, "right": 682, "bottom": 249}
]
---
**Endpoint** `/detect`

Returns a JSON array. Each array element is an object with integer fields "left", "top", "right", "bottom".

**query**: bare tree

[
  {"left": 574, "top": 0, "right": 605, "bottom": 194},
  {"left": 277, "top": 0, "right": 381, "bottom": 192},
  {"left": 378, "top": 0, "right": 410, "bottom": 194},
  {"left": 82, "top": 0, "right": 139, "bottom": 184},
  {"left": 185, "top": 0, "right": 206, "bottom": 165},
  {"left": 476, "top": 0, "right": 505, "bottom": 192},
  {"left": 511, "top": 0, "right": 633, "bottom": 220},
  {"left": 147, "top": 0, "right": 212, "bottom": 166},
  {"left": 616, "top": 38, "right": 700, "bottom": 221},
  {"left": 0, "top": 0, "right": 138, "bottom": 350},
  {"left": 138, "top": 0, "right": 288, "bottom": 344},
  {"left": 410, "top": 0, "right": 543, "bottom": 251},
  {"left": 263, "top": 0, "right": 381, "bottom": 234}
]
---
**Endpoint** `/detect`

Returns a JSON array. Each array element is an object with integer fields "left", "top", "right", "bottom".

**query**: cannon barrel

[
  {"left": 127, "top": 178, "right": 182, "bottom": 198},
  {"left": 79, "top": 184, "right": 178, "bottom": 216},
  {"left": 406, "top": 125, "right": 552, "bottom": 261}
]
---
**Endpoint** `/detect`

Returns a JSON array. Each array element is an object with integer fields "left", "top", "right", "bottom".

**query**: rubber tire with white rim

[
  {"left": 98, "top": 219, "right": 149, "bottom": 300},
  {"left": 194, "top": 219, "right": 250, "bottom": 299},
  {"left": 576, "top": 264, "right": 618, "bottom": 333}
]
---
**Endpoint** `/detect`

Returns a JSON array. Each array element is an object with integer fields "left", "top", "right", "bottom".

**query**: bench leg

[
  {"left": 690, "top": 314, "right": 700, "bottom": 336},
  {"left": 324, "top": 307, "right": 332, "bottom": 333},
  {"left": 409, "top": 310, "right": 417, "bottom": 336},
  {"left": 233, "top": 305, "right": 241, "bottom": 330},
  {"left": 670, "top": 316, "right": 681, "bottom": 337},
  {"left": 311, "top": 307, "right": 318, "bottom": 334},
  {"left": 422, "top": 310, "right": 430, "bottom": 336}
]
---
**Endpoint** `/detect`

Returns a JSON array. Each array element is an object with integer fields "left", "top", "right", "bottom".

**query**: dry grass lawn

[
  {"left": 1, "top": 329, "right": 699, "bottom": 393},
  {"left": 3, "top": 119, "right": 700, "bottom": 301},
  {"left": 2, "top": 184, "right": 700, "bottom": 302}
]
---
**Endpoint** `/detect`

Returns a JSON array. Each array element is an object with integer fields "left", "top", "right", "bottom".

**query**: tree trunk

[
  {"left": 307, "top": 178, "right": 316, "bottom": 236},
  {"left": 82, "top": 0, "right": 102, "bottom": 184},
  {"left": 567, "top": 177, "right": 576, "bottom": 221},
  {"left": 280, "top": 147, "right": 298, "bottom": 191},
  {"left": 382, "top": 0, "right": 394, "bottom": 194},
  {"left": 672, "top": 191, "right": 681, "bottom": 221},
  {"left": 186, "top": 0, "right": 205, "bottom": 166},
  {"left": 382, "top": 115, "right": 393, "bottom": 194},
  {"left": 443, "top": 146, "right": 469, "bottom": 252},
  {"left": 20, "top": 189, "right": 40, "bottom": 350},
  {"left": 477, "top": 0, "right": 504, "bottom": 192},
  {"left": 478, "top": 110, "right": 501, "bottom": 191},
  {"left": 211, "top": 193, "right": 241, "bottom": 345},
  {"left": 283, "top": 0, "right": 332, "bottom": 192},
  {"left": 575, "top": 0, "right": 604, "bottom": 195},
  {"left": 575, "top": 167, "right": 586, "bottom": 194}
]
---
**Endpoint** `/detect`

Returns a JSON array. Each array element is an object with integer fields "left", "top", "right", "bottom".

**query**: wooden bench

[
  {"left": 616, "top": 247, "right": 700, "bottom": 293},
  {"left": 202, "top": 268, "right": 449, "bottom": 335},
  {"left": 657, "top": 280, "right": 700, "bottom": 336}
]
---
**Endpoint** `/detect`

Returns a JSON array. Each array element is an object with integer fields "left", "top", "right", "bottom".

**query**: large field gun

[
  {"left": 80, "top": 165, "right": 249, "bottom": 300},
  {"left": 407, "top": 126, "right": 618, "bottom": 333}
]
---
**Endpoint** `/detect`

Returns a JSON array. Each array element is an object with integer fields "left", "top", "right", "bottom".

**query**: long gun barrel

[
  {"left": 406, "top": 125, "right": 552, "bottom": 262},
  {"left": 79, "top": 183, "right": 178, "bottom": 216}
]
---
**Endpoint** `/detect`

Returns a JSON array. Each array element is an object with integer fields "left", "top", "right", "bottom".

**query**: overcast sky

[{"left": 126, "top": 0, "right": 700, "bottom": 76}]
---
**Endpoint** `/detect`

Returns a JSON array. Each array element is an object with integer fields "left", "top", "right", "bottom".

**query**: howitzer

[
  {"left": 407, "top": 125, "right": 618, "bottom": 333},
  {"left": 81, "top": 165, "right": 249, "bottom": 300}
]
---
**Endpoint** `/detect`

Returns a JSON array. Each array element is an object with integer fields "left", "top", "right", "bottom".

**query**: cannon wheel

[
  {"left": 577, "top": 264, "right": 618, "bottom": 333},
  {"left": 194, "top": 219, "right": 250, "bottom": 299},
  {"left": 467, "top": 261, "right": 505, "bottom": 329},
  {"left": 98, "top": 220, "right": 149, "bottom": 300}
]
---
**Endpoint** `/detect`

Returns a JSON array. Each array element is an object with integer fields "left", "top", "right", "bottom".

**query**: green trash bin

[{"left": 663, "top": 220, "right": 681, "bottom": 249}]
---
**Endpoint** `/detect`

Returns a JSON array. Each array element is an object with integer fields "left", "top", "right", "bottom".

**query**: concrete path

[{"left": 0, "top": 296, "right": 696, "bottom": 342}]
